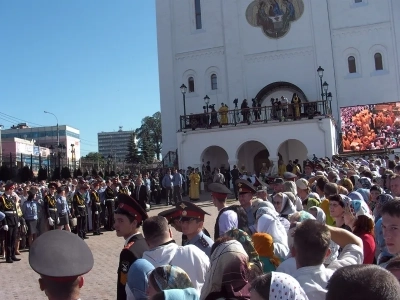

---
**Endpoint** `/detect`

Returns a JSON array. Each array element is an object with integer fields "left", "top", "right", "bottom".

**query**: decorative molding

[
  {"left": 244, "top": 47, "right": 313, "bottom": 63},
  {"left": 175, "top": 46, "right": 225, "bottom": 61},
  {"left": 332, "top": 22, "right": 391, "bottom": 39}
]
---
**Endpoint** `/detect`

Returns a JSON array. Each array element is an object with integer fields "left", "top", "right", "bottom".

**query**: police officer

[
  {"left": 29, "top": 230, "right": 94, "bottom": 299},
  {"left": 0, "top": 182, "right": 20, "bottom": 263},
  {"left": 73, "top": 180, "right": 89, "bottom": 239},
  {"left": 44, "top": 182, "right": 59, "bottom": 230},
  {"left": 177, "top": 201, "right": 214, "bottom": 257}
]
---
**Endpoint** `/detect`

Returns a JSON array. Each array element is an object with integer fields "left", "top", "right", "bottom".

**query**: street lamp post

[
  {"left": 204, "top": 95, "right": 210, "bottom": 128},
  {"left": 70, "top": 144, "right": 75, "bottom": 170},
  {"left": 317, "top": 66, "right": 325, "bottom": 100},
  {"left": 44, "top": 111, "right": 59, "bottom": 148},
  {"left": 180, "top": 84, "right": 187, "bottom": 128}
]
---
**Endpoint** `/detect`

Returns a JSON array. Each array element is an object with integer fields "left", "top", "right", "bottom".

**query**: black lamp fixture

[
  {"left": 327, "top": 92, "right": 332, "bottom": 101},
  {"left": 180, "top": 84, "right": 188, "bottom": 125}
]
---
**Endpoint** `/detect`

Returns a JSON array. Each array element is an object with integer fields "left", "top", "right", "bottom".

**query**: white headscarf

[
  {"left": 309, "top": 206, "right": 326, "bottom": 224},
  {"left": 276, "top": 193, "right": 296, "bottom": 216},
  {"left": 270, "top": 272, "right": 309, "bottom": 300},
  {"left": 256, "top": 207, "right": 289, "bottom": 258}
]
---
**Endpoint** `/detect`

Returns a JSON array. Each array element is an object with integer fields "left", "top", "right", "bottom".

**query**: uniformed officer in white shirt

[{"left": 178, "top": 201, "right": 214, "bottom": 257}]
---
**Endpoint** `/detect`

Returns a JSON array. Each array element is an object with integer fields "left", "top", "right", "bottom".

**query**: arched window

[
  {"left": 195, "top": 0, "right": 202, "bottom": 30},
  {"left": 374, "top": 53, "right": 383, "bottom": 71},
  {"left": 211, "top": 74, "right": 218, "bottom": 90},
  {"left": 348, "top": 56, "right": 357, "bottom": 74},
  {"left": 188, "top": 77, "right": 195, "bottom": 93}
]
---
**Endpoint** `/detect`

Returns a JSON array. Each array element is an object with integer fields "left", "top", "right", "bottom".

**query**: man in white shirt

[
  {"left": 209, "top": 183, "right": 238, "bottom": 240},
  {"left": 291, "top": 219, "right": 363, "bottom": 300},
  {"left": 141, "top": 216, "right": 210, "bottom": 292}
]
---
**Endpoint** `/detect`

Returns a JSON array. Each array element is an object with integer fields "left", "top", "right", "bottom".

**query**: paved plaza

[{"left": 0, "top": 192, "right": 237, "bottom": 299}]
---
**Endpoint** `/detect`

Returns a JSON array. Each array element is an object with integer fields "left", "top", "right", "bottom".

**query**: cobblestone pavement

[{"left": 0, "top": 192, "right": 238, "bottom": 299}]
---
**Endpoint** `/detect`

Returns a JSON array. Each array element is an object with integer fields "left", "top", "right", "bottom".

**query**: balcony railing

[{"left": 179, "top": 100, "right": 332, "bottom": 131}]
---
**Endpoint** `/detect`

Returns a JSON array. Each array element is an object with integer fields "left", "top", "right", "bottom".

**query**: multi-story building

[
  {"left": 98, "top": 127, "right": 134, "bottom": 161},
  {"left": 156, "top": 0, "right": 400, "bottom": 173},
  {"left": 1, "top": 123, "right": 81, "bottom": 161}
]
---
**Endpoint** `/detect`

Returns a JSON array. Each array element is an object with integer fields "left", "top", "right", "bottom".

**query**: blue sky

[{"left": 0, "top": 1, "right": 160, "bottom": 156}]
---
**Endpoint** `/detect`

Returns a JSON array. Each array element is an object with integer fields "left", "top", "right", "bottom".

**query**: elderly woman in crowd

[
  {"left": 272, "top": 192, "right": 296, "bottom": 220},
  {"left": 200, "top": 238, "right": 254, "bottom": 300}
]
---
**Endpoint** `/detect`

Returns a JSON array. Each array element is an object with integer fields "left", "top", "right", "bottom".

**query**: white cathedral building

[{"left": 156, "top": 0, "right": 400, "bottom": 174}]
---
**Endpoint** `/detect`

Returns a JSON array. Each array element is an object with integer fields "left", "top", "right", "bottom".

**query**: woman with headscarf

[
  {"left": 272, "top": 192, "right": 296, "bottom": 219},
  {"left": 356, "top": 188, "right": 370, "bottom": 203},
  {"left": 369, "top": 185, "right": 382, "bottom": 219},
  {"left": 374, "top": 194, "right": 394, "bottom": 264},
  {"left": 344, "top": 199, "right": 376, "bottom": 264},
  {"left": 224, "top": 228, "right": 262, "bottom": 273},
  {"left": 147, "top": 265, "right": 194, "bottom": 299},
  {"left": 249, "top": 272, "right": 308, "bottom": 300},
  {"left": 255, "top": 207, "right": 289, "bottom": 259},
  {"left": 201, "top": 239, "right": 251, "bottom": 300},
  {"left": 152, "top": 288, "right": 199, "bottom": 300},
  {"left": 283, "top": 182, "right": 302, "bottom": 211},
  {"left": 252, "top": 233, "right": 281, "bottom": 273},
  {"left": 308, "top": 206, "right": 326, "bottom": 224},
  {"left": 126, "top": 259, "right": 154, "bottom": 300}
]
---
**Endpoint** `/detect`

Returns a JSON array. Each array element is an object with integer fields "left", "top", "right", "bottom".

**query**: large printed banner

[{"left": 341, "top": 102, "right": 400, "bottom": 152}]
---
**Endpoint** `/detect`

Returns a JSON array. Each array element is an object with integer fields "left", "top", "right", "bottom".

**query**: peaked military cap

[
  {"left": 208, "top": 183, "right": 231, "bottom": 199},
  {"left": 47, "top": 182, "right": 58, "bottom": 189},
  {"left": 235, "top": 179, "right": 257, "bottom": 194},
  {"left": 29, "top": 230, "right": 93, "bottom": 281},
  {"left": 254, "top": 177, "right": 268, "bottom": 191},
  {"left": 176, "top": 201, "right": 210, "bottom": 221},
  {"left": 158, "top": 207, "right": 182, "bottom": 224},
  {"left": 115, "top": 194, "right": 148, "bottom": 224}
]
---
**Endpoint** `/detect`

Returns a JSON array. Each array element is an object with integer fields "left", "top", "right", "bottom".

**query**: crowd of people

[
  {"left": 341, "top": 104, "right": 400, "bottom": 152},
  {"left": 4, "top": 153, "right": 400, "bottom": 299}
]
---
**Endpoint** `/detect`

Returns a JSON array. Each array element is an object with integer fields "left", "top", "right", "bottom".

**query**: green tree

[
  {"left": 139, "top": 133, "right": 155, "bottom": 165},
  {"left": 125, "top": 133, "right": 141, "bottom": 164},
  {"left": 37, "top": 167, "right": 48, "bottom": 181},
  {"left": 61, "top": 167, "right": 71, "bottom": 179},
  {"left": 136, "top": 112, "right": 162, "bottom": 160},
  {"left": 18, "top": 166, "right": 33, "bottom": 182}
]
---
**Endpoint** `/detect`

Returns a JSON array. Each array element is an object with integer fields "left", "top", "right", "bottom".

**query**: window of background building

[
  {"left": 195, "top": 0, "right": 202, "bottom": 30},
  {"left": 374, "top": 53, "right": 383, "bottom": 71},
  {"left": 188, "top": 77, "right": 195, "bottom": 92},
  {"left": 348, "top": 56, "right": 357, "bottom": 73},
  {"left": 211, "top": 74, "right": 218, "bottom": 90},
  {"left": 355, "top": 0, "right": 362, "bottom": 3}
]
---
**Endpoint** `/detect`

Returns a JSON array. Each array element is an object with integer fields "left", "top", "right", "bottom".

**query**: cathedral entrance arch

[
  {"left": 236, "top": 141, "right": 269, "bottom": 175},
  {"left": 277, "top": 139, "right": 308, "bottom": 165},
  {"left": 255, "top": 81, "right": 308, "bottom": 107},
  {"left": 201, "top": 146, "right": 229, "bottom": 172}
]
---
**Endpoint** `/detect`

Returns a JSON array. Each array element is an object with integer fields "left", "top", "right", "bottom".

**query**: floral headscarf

[
  {"left": 150, "top": 265, "right": 193, "bottom": 291},
  {"left": 224, "top": 228, "right": 260, "bottom": 267},
  {"left": 200, "top": 240, "right": 250, "bottom": 300},
  {"left": 346, "top": 199, "right": 373, "bottom": 220},
  {"left": 269, "top": 272, "right": 308, "bottom": 300}
]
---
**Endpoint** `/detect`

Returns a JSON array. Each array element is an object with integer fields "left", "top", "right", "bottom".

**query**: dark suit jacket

[
  {"left": 117, "top": 234, "right": 149, "bottom": 300},
  {"left": 134, "top": 185, "right": 149, "bottom": 210}
]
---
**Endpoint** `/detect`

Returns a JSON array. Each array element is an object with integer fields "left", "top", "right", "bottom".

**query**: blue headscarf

[
  {"left": 356, "top": 188, "right": 370, "bottom": 203},
  {"left": 127, "top": 259, "right": 155, "bottom": 300},
  {"left": 163, "top": 288, "right": 200, "bottom": 300},
  {"left": 348, "top": 191, "right": 363, "bottom": 201}
]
